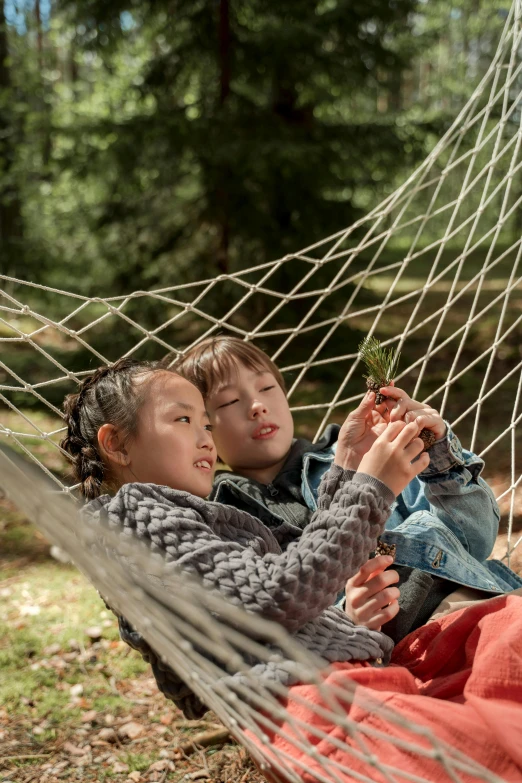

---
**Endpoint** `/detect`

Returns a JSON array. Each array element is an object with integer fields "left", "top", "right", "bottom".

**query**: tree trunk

[
  {"left": 216, "top": 0, "right": 230, "bottom": 275},
  {"left": 0, "top": 2, "right": 24, "bottom": 276},
  {"left": 35, "top": 0, "right": 52, "bottom": 167}
]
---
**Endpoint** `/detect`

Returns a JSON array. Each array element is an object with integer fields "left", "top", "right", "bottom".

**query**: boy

[{"left": 171, "top": 336, "right": 522, "bottom": 642}]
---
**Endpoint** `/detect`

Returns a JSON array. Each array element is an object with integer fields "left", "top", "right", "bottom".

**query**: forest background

[
  {"left": 1, "top": 0, "right": 512, "bottom": 370},
  {"left": 1, "top": 0, "right": 517, "bottom": 426},
  {"left": 1, "top": 3, "right": 520, "bottom": 782}
]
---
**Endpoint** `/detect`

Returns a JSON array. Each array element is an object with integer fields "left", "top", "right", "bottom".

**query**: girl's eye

[
  {"left": 260, "top": 385, "right": 275, "bottom": 392},
  {"left": 176, "top": 416, "right": 190, "bottom": 423},
  {"left": 218, "top": 398, "right": 238, "bottom": 409},
  {"left": 204, "top": 424, "right": 213, "bottom": 432}
]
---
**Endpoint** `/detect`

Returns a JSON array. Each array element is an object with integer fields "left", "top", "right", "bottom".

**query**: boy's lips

[{"left": 251, "top": 423, "right": 279, "bottom": 440}]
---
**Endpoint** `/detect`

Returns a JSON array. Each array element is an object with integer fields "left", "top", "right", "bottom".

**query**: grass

[{"left": 0, "top": 502, "right": 264, "bottom": 783}]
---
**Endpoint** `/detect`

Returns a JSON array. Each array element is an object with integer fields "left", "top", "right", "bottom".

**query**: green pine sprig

[{"left": 358, "top": 336, "right": 400, "bottom": 384}]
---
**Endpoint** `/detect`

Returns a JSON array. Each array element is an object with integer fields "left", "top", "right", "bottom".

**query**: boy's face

[{"left": 206, "top": 362, "right": 294, "bottom": 479}]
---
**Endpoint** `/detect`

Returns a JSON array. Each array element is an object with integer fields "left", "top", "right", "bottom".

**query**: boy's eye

[
  {"left": 260, "top": 385, "right": 275, "bottom": 392},
  {"left": 204, "top": 424, "right": 213, "bottom": 432},
  {"left": 218, "top": 398, "right": 238, "bottom": 409}
]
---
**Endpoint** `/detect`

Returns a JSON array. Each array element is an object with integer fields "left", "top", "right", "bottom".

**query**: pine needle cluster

[
  {"left": 358, "top": 335, "right": 435, "bottom": 449},
  {"left": 358, "top": 337, "right": 400, "bottom": 396}
]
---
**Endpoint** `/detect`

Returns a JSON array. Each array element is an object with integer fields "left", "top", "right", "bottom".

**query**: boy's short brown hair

[{"left": 167, "top": 336, "right": 286, "bottom": 398}]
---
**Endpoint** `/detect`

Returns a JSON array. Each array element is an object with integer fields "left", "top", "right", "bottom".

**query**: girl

[{"left": 61, "top": 357, "right": 429, "bottom": 717}]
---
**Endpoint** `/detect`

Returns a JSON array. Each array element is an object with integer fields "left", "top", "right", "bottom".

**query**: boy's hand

[
  {"left": 344, "top": 556, "right": 400, "bottom": 630},
  {"left": 335, "top": 391, "right": 388, "bottom": 470},
  {"left": 380, "top": 386, "right": 446, "bottom": 441},
  {"left": 358, "top": 420, "right": 430, "bottom": 495}
]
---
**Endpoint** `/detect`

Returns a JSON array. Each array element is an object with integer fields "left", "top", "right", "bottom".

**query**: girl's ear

[{"left": 97, "top": 424, "right": 130, "bottom": 467}]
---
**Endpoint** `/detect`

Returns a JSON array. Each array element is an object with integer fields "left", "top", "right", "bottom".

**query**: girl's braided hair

[{"left": 60, "top": 358, "right": 169, "bottom": 500}]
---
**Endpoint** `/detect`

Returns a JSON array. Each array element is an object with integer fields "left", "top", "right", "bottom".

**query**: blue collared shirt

[{"left": 301, "top": 425, "right": 522, "bottom": 594}]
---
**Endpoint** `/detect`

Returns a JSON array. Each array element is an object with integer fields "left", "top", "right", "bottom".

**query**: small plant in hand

[
  {"left": 374, "top": 539, "right": 397, "bottom": 560},
  {"left": 358, "top": 336, "right": 436, "bottom": 450}
]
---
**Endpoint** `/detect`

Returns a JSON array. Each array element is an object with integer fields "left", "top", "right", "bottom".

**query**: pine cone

[
  {"left": 374, "top": 539, "right": 397, "bottom": 560},
  {"left": 419, "top": 428, "right": 436, "bottom": 450},
  {"left": 366, "top": 377, "right": 386, "bottom": 405}
]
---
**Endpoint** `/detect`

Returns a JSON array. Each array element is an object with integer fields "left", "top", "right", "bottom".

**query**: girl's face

[{"left": 124, "top": 373, "right": 215, "bottom": 498}]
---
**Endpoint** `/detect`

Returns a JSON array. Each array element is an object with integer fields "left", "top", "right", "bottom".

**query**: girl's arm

[{"left": 99, "top": 421, "right": 426, "bottom": 634}]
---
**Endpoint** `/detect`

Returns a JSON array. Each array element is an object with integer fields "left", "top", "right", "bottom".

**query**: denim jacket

[{"left": 301, "top": 424, "right": 522, "bottom": 594}]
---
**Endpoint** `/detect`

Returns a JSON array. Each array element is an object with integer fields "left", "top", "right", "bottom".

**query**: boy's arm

[
  {"left": 416, "top": 427, "right": 500, "bottom": 560},
  {"left": 382, "top": 385, "right": 500, "bottom": 560}
]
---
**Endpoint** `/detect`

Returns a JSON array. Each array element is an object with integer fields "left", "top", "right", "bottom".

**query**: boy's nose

[{"left": 250, "top": 399, "right": 268, "bottom": 418}]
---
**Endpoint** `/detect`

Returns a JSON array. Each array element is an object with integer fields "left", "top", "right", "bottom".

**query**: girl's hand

[
  {"left": 335, "top": 391, "right": 388, "bottom": 470},
  {"left": 358, "top": 420, "right": 430, "bottom": 496},
  {"left": 344, "top": 555, "right": 400, "bottom": 630},
  {"left": 380, "top": 386, "right": 446, "bottom": 441}
]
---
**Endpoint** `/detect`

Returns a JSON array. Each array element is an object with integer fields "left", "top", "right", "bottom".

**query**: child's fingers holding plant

[
  {"left": 345, "top": 555, "right": 400, "bottom": 630},
  {"left": 335, "top": 391, "right": 387, "bottom": 470},
  {"left": 380, "top": 386, "right": 446, "bottom": 440},
  {"left": 358, "top": 420, "right": 430, "bottom": 496}
]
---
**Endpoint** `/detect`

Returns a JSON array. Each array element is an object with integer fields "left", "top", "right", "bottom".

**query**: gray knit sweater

[{"left": 82, "top": 464, "right": 395, "bottom": 718}]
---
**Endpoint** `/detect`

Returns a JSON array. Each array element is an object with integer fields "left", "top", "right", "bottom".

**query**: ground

[{"left": 0, "top": 498, "right": 266, "bottom": 783}]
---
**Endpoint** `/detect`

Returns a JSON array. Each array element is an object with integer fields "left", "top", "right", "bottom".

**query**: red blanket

[{"left": 253, "top": 594, "right": 522, "bottom": 783}]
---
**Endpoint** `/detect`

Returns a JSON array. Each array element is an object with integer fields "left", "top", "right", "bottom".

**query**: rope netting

[
  {"left": 0, "top": 450, "right": 510, "bottom": 783},
  {"left": 2, "top": 2, "right": 522, "bottom": 781}
]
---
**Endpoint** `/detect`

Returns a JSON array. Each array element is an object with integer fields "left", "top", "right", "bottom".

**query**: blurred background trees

[
  {"left": 0, "top": 0, "right": 509, "bottom": 295},
  {"left": 0, "top": 0, "right": 514, "bottom": 409}
]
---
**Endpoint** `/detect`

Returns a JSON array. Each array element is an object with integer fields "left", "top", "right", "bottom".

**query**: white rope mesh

[
  {"left": 2, "top": 3, "right": 522, "bottom": 781},
  {"left": 0, "top": 450, "right": 510, "bottom": 783}
]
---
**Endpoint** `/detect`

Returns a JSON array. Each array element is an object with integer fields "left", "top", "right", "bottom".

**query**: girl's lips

[
  {"left": 194, "top": 459, "right": 214, "bottom": 471},
  {"left": 252, "top": 424, "right": 279, "bottom": 440}
]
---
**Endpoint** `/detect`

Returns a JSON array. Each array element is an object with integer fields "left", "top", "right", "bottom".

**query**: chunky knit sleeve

[{"left": 101, "top": 469, "right": 394, "bottom": 635}]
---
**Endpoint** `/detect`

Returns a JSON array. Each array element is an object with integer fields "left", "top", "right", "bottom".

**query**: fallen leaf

[
  {"left": 81, "top": 710, "right": 97, "bottom": 723},
  {"left": 85, "top": 625, "right": 103, "bottom": 641},
  {"left": 127, "top": 773, "right": 141, "bottom": 782},
  {"left": 98, "top": 728, "right": 117, "bottom": 742},
  {"left": 104, "top": 713, "right": 116, "bottom": 726},
  {"left": 118, "top": 722, "right": 144, "bottom": 740},
  {"left": 69, "top": 683, "right": 83, "bottom": 698},
  {"left": 148, "top": 759, "right": 175, "bottom": 772},
  {"left": 43, "top": 643, "right": 61, "bottom": 656},
  {"left": 63, "top": 741, "right": 88, "bottom": 756},
  {"left": 113, "top": 761, "right": 129, "bottom": 773},
  {"left": 160, "top": 713, "right": 173, "bottom": 725}
]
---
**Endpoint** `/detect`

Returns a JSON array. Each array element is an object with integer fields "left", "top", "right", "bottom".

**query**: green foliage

[
  {"left": 4, "top": 0, "right": 430, "bottom": 296},
  {"left": 358, "top": 335, "right": 400, "bottom": 384},
  {"left": 0, "top": 0, "right": 516, "bottom": 415}
]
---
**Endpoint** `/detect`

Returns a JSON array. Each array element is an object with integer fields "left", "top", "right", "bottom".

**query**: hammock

[{"left": 2, "top": 2, "right": 522, "bottom": 780}]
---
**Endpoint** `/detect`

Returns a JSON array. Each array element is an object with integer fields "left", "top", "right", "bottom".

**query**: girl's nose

[{"left": 199, "top": 429, "right": 214, "bottom": 450}]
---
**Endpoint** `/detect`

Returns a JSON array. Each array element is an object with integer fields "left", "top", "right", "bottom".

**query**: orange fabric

[{"left": 251, "top": 594, "right": 522, "bottom": 783}]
